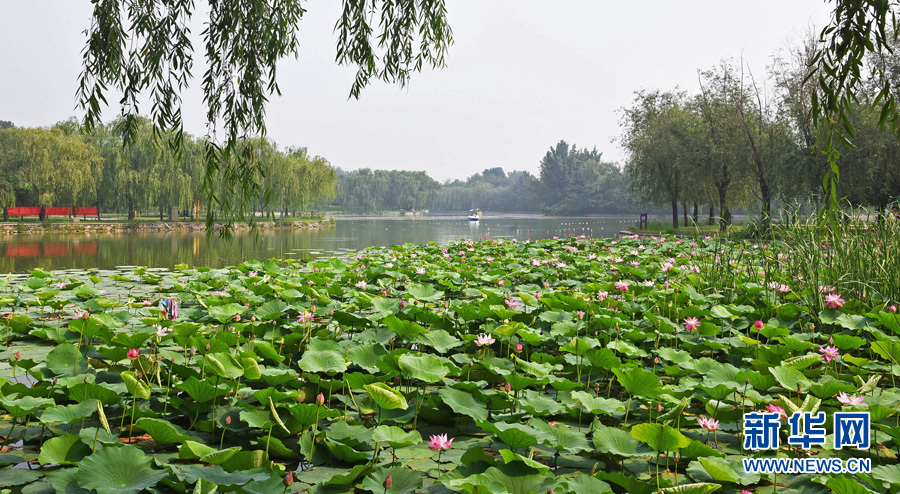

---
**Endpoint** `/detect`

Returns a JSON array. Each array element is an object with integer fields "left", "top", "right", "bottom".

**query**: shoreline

[{"left": 0, "top": 218, "right": 334, "bottom": 235}]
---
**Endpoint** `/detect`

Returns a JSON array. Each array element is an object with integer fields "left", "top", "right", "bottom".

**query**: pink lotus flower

[
  {"left": 614, "top": 280, "right": 630, "bottom": 291},
  {"left": 766, "top": 404, "right": 788, "bottom": 419},
  {"left": 514, "top": 343, "right": 523, "bottom": 353},
  {"left": 741, "top": 490, "right": 753, "bottom": 494},
  {"left": 55, "top": 282, "right": 67, "bottom": 289},
  {"left": 825, "top": 293, "right": 845, "bottom": 309},
  {"left": 427, "top": 433, "right": 454, "bottom": 451},
  {"left": 127, "top": 348, "right": 140, "bottom": 360},
  {"left": 474, "top": 333, "right": 495, "bottom": 346},
  {"left": 248, "top": 271, "right": 258, "bottom": 277},
  {"left": 698, "top": 417, "right": 720, "bottom": 431},
  {"left": 819, "top": 345, "right": 840, "bottom": 362},
  {"left": 297, "top": 311, "right": 313, "bottom": 323},
  {"left": 837, "top": 392, "right": 865, "bottom": 406},
  {"left": 597, "top": 291, "right": 609, "bottom": 301},
  {"left": 754, "top": 320, "right": 764, "bottom": 331},
  {"left": 683, "top": 317, "right": 700, "bottom": 332},
  {"left": 505, "top": 299, "right": 522, "bottom": 309}
]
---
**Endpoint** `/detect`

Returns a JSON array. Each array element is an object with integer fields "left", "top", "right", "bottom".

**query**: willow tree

[
  {"left": 7, "top": 127, "right": 102, "bottom": 208},
  {"left": 78, "top": 0, "right": 451, "bottom": 232},
  {"left": 621, "top": 91, "right": 691, "bottom": 229}
]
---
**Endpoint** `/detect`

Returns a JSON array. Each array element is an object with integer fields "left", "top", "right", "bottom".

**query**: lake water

[{"left": 0, "top": 214, "right": 642, "bottom": 273}]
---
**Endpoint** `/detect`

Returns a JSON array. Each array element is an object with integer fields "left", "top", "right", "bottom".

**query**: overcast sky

[{"left": 1, "top": 1, "right": 830, "bottom": 182}]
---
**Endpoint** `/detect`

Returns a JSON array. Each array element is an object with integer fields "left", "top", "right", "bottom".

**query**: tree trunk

[
  {"left": 708, "top": 205, "right": 715, "bottom": 225},
  {"left": 671, "top": 198, "right": 679, "bottom": 229},
  {"left": 718, "top": 188, "right": 728, "bottom": 233},
  {"left": 682, "top": 201, "right": 688, "bottom": 227},
  {"left": 760, "top": 180, "right": 771, "bottom": 229},
  {"left": 692, "top": 203, "right": 698, "bottom": 224}
]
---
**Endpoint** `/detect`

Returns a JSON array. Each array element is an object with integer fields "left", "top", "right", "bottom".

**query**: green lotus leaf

[
  {"left": 287, "top": 402, "right": 340, "bottom": 428},
  {"left": 179, "top": 440, "right": 217, "bottom": 460},
  {"left": 176, "top": 376, "right": 228, "bottom": 403},
  {"left": 254, "top": 299, "right": 287, "bottom": 321},
  {"left": 769, "top": 365, "right": 811, "bottom": 392},
  {"left": 372, "top": 425, "right": 422, "bottom": 448},
  {"left": 439, "top": 386, "right": 488, "bottom": 422},
  {"left": 200, "top": 446, "right": 242, "bottom": 465},
  {"left": 530, "top": 419, "right": 590, "bottom": 453},
  {"left": 562, "top": 475, "right": 614, "bottom": 494},
  {"left": 121, "top": 371, "right": 151, "bottom": 399},
  {"left": 45, "top": 342, "right": 89, "bottom": 376},
  {"left": 38, "top": 434, "right": 92, "bottom": 465},
  {"left": 39, "top": 401, "right": 95, "bottom": 425},
  {"left": 326, "top": 420, "right": 373, "bottom": 448},
  {"left": 364, "top": 382, "right": 409, "bottom": 410},
  {"left": 383, "top": 315, "right": 427, "bottom": 339},
  {"left": 413, "top": 329, "right": 462, "bottom": 353},
  {"left": 825, "top": 475, "right": 880, "bottom": 494},
  {"left": 134, "top": 417, "right": 191, "bottom": 445},
  {"left": 0, "top": 395, "right": 55, "bottom": 418},
  {"left": 398, "top": 353, "right": 447, "bottom": 383},
  {"left": 207, "top": 303, "right": 247, "bottom": 323},
  {"left": 591, "top": 422, "right": 646, "bottom": 457},
  {"left": 0, "top": 467, "right": 43, "bottom": 488},
  {"left": 75, "top": 445, "right": 168, "bottom": 493},
  {"left": 570, "top": 390, "right": 623, "bottom": 415},
  {"left": 298, "top": 350, "right": 348, "bottom": 375},
  {"left": 498, "top": 449, "right": 550, "bottom": 473},
  {"left": 631, "top": 423, "right": 690, "bottom": 453},
  {"left": 659, "top": 482, "right": 721, "bottom": 494},
  {"left": 406, "top": 283, "right": 444, "bottom": 301}
]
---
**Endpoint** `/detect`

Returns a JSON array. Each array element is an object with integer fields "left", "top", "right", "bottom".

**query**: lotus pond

[{"left": 0, "top": 234, "right": 898, "bottom": 494}]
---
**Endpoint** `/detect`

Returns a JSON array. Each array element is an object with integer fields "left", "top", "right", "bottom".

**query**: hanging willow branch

[{"left": 78, "top": 0, "right": 452, "bottom": 235}]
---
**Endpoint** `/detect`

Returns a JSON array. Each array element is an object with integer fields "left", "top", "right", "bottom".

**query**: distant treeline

[
  {"left": 330, "top": 141, "right": 631, "bottom": 214},
  {"left": 0, "top": 118, "right": 336, "bottom": 219},
  {"left": 1, "top": 115, "right": 635, "bottom": 217}
]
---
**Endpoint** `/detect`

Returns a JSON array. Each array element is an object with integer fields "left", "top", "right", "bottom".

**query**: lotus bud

[
  {"left": 469, "top": 361, "right": 474, "bottom": 367},
  {"left": 657, "top": 402, "right": 662, "bottom": 412},
  {"left": 235, "top": 314, "right": 241, "bottom": 321},
  {"left": 384, "top": 475, "right": 392, "bottom": 489},
  {"left": 514, "top": 344, "right": 523, "bottom": 353},
  {"left": 82, "top": 311, "right": 90, "bottom": 319},
  {"left": 316, "top": 393, "right": 325, "bottom": 406},
  {"left": 283, "top": 470, "right": 293, "bottom": 487},
  {"left": 14, "top": 351, "right": 20, "bottom": 360},
  {"left": 754, "top": 320, "right": 764, "bottom": 330},
  {"left": 205, "top": 343, "right": 210, "bottom": 351},
  {"left": 225, "top": 415, "right": 231, "bottom": 425},
  {"left": 84, "top": 375, "right": 90, "bottom": 383},
  {"left": 891, "top": 305, "right": 897, "bottom": 313},
  {"left": 504, "top": 382, "right": 511, "bottom": 392},
  {"left": 127, "top": 348, "right": 140, "bottom": 359}
]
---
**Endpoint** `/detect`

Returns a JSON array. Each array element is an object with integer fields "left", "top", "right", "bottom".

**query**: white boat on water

[{"left": 467, "top": 209, "right": 482, "bottom": 221}]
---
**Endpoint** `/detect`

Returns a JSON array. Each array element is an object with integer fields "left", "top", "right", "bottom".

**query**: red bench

[
  {"left": 4, "top": 206, "right": 101, "bottom": 221},
  {"left": 7, "top": 207, "right": 42, "bottom": 217},
  {"left": 45, "top": 206, "right": 72, "bottom": 217}
]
